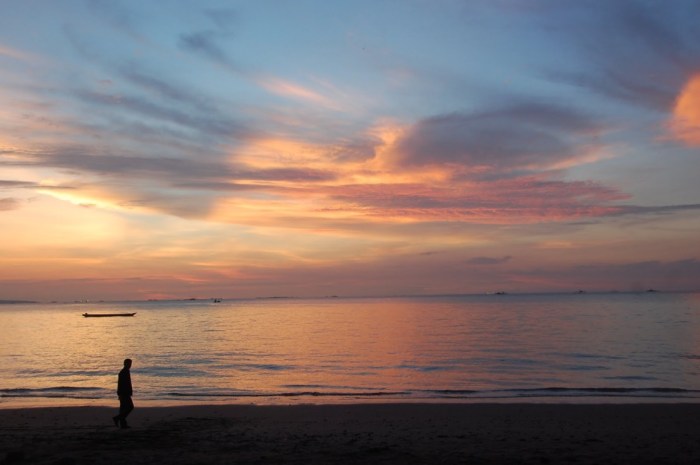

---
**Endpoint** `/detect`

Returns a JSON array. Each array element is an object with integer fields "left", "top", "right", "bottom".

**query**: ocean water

[{"left": 1, "top": 293, "right": 700, "bottom": 407}]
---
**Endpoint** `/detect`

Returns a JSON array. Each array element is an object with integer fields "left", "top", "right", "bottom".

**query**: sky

[{"left": 1, "top": 0, "right": 700, "bottom": 301}]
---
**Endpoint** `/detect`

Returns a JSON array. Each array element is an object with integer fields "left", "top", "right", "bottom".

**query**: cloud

[
  {"left": 0, "top": 180, "right": 35, "bottom": 189},
  {"left": 610, "top": 203, "right": 700, "bottom": 217},
  {"left": 75, "top": 90, "right": 250, "bottom": 140},
  {"left": 175, "top": 13, "right": 348, "bottom": 110},
  {"left": 322, "top": 175, "right": 629, "bottom": 223},
  {"left": 5, "top": 146, "right": 335, "bottom": 184},
  {"left": 0, "top": 43, "right": 38, "bottom": 63},
  {"left": 119, "top": 69, "right": 214, "bottom": 112},
  {"left": 466, "top": 256, "right": 512, "bottom": 265},
  {"left": 418, "top": 251, "right": 440, "bottom": 256},
  {"left": 84, "top": 0, "right": 148, "bottom": 43},
  {"left": 61, "top": 20, "right": 249, "bottom": 143},
  {"left": 669, "top": 74, "right": 700, "bottom": 145},
  {"left": 0, "top": 179, "right": 74, "bottom": 191},
  {"left": 0, "top": 198, "right": 20, "bottom": 211},
  {"left": 257, "top": 77, "right": 339, "bottom": 109},
  {"left": 545, "top": 0, "right": 700, "bottom": 111},
  {"left": 178, "top": 30, "right": 242, "bottom": 72},
  {"left": 523, "top": 259, "right": 700, "bottom": 292},
  {"left": 327, "top": 137, "right": 380, "bottom": 163},
  {"left": 179, "top": 31, "right": 225, "bottom": 62},
  {"left": 203, "top": 8, "right": 238, "bottom": 32},
  {"left": 3, "top": 117, "right": 693, "bottom": 228},
  {"left": 9, "top": 148, "right": 224, "bottom": 178},
  {"left": 63, "top": 25, "right": 106, "bottom": 63},
  {"left": 391, "top": 103, "right": 606, "bottom": 176},
  {"left": 1, "top": 144, "right": 340, "bottom": 220}
]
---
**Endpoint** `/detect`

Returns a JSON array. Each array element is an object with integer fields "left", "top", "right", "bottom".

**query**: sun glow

[{"left": 36, "top": 188, "right": 114, "bottom": 209}]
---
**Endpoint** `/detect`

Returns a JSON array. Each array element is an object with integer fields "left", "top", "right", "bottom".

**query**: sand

[{"left": 2, "top": 403, "right": 700, "bottom": 464}]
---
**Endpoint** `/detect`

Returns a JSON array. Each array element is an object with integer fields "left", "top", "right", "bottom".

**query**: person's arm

[{"left": 126, "top": 372, "right": 133, "bottom": 396}]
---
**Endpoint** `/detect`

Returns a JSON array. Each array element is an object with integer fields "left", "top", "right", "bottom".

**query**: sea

[{"left": 1, "top": 292, "right": 699, "bottom": 408}]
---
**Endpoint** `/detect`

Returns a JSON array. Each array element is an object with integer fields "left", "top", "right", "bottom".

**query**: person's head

[{"left": 123, "top": 358, "right": 132, "bottom": 369}]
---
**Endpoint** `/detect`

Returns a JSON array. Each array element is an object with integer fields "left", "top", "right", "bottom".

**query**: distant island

[{"left": 0, "top": 300, "right": 37, "bottom": 305}]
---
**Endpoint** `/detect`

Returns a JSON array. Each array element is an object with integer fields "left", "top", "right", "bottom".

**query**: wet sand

[{"left": 2, "top": 403, "right": 700, "bottom": 464}]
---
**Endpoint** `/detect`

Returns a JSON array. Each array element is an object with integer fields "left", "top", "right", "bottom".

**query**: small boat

[{"left": 82, "top": 313, "right": 136, "bottom": 317}]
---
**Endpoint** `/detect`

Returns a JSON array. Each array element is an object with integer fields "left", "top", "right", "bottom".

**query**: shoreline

[
  {"left": 3, "top": 388, "right": 700, "bottom": 410},
  {"left": 2, "top": 403, "right": 700, "bottom": 464},
  {"left": 3, "top": 394, "right": 700, "bottom": 411},
  {"left": 3, "top": 396, "right": 700, "bottom": 409}
]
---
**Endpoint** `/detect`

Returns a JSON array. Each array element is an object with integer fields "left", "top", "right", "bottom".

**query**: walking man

[{"left": 112, "top": 358, "right": 134, "bottom": 429}]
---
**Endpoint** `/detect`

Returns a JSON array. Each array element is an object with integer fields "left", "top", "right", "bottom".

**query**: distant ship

[{"left": 82, "top": 313, "right": 136, "bottom": 317}]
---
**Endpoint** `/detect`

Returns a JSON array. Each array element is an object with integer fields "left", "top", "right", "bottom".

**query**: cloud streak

[
  {"left": 179, "top": 31, "right": 242, "bottom": 72},
  {"left": 0, "top": 43, "right": 38, "bottom": 62},
  {"left": 466, "top": 256, "right": 512, "bottom": 265},
  {"left": 521, "top": 259, "right": 700, "bottom": 293},
  {"left": 75, "top": 90, "right": 251, "bottom": 140}
]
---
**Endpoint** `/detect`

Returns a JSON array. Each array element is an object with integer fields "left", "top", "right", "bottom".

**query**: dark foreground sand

[{"left": 2, "top": 403, "right": 700, "bottom": 464}]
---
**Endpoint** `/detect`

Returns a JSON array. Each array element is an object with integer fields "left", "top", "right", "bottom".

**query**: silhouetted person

[{"left": 112, "top": 358, "right": 133, "bottom": 429}]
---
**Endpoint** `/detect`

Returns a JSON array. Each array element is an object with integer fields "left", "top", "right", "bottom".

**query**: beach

[{"left": 2, "top": 403, "right": 700, "bottom": 464}]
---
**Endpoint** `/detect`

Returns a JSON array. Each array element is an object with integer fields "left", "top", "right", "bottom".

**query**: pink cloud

[
  {"left": 0, "top": 43, "right": 37, "bottom": 62},
  {"left": 318, "top": 176, "right": 629, "bottom": 224}
]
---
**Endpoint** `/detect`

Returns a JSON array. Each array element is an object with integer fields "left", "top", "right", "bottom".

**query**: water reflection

[{"left": 2, "top": 293, "right": 700, "bottom": 406}]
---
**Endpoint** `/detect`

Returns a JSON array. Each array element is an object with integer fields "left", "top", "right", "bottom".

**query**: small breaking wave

[
  {"left": 3, "top": 386, "right": 699, "bottom": 403},
  {"left": 0, "top": 386, "right": 110, "bottom": 399},
  {"left": 421, "top": 387, "right": 700, "bottom": 399},
  {"left": 166, "top": 390, "right": 408, "bottom": 398},
  {"left": 162, "top": 386, "right": 700, "bottom": 401}
]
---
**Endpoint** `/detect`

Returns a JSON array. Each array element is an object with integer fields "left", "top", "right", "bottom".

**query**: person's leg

[
  {"left": 123, "top": 396, "right": 134, "bottom": 420},
  {"left": 118, "top": 396, "right": 133, "bottom": 428},
  {"left": 113, "top": 398, "right": 123, "bottom": 426}
]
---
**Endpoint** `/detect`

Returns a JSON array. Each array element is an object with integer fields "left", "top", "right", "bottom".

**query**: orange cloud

[
  {"left": 232, "top": 137, "right": 332, "bottom": 173},
  {"left": 204, "top": 115, "right": 639, "bottom": 230},
  {"left": 229, "top": 122, "right": 448, "bottom": 188},
  {"left": 670, "top": 73, "right": 700, "bottom": 145}
]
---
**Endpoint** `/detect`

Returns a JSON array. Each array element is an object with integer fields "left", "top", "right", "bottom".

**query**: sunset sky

[{"left": 2, "top": 0, "right": 700, "bottom": 301}]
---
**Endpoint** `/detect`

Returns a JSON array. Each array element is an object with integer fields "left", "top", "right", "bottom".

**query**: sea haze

[{"left": 1, "top": 293, "right": 699, "bottom": 407}]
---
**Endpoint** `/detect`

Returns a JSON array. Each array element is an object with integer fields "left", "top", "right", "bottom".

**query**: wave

[
  {"left": 281, "top": 384, "right": 389, "bottom": 391},
  {"left": 4, "top": 386, "right": 700, "bottom": 401},
  {"left": 0, "top": 386, "right": 109, "bottom": 399},
  {"left": 165, "top": 386, "right": 700, "bottom": 400},
  {"left": 166, "top": 391, "right": 408, "bottom": 398},
  {"left": 422, "top": 387, "right": 700, "bottom": 398}
]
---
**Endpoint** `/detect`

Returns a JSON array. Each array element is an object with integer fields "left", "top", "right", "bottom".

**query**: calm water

[{"left": 2, "top": 293, "right": 700, "bottom": 407}]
